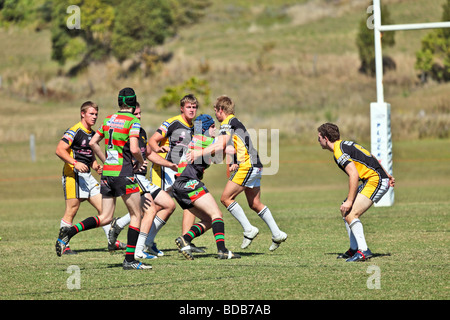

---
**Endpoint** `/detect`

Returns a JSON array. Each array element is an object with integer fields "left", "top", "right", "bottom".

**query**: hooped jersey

[
  {"left": 178, "top": 134, "right": 215, "bottom": 181},
  {"left": 333, "top": 140, "right": 388, "bottom": 181},
  {"left": 96, "top": 111, "right": 141, "bottom": 177},
  {"left": 156, "top": 114, "right": 194, "bottom": 164},
  {"left": 61, "top": 121, "right": 95, "bottom": 173},
  {"left": 219, "top": 114, "right": 262, "bottom": 169}
]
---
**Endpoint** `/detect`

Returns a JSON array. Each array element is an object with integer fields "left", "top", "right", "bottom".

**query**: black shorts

[
  {"left": 100, "top": 176, "right": 140, "bottom": 198},
  {"left": 172, "top": 176, "right": 209, "bottom": 210}
]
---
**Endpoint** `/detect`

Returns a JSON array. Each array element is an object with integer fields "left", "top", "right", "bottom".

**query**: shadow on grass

[{"left": 325, "top": 252, "right": 392, "bottom": 259}]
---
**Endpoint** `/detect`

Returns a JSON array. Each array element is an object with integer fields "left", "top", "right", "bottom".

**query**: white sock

[
  {"left": 258, "top": 206, "right": 281, "bottom": 237},
  {"left": 145, "top": 216, "right": 166, "bottom": 246},
  {"left": 60, "top": 219, "right": 72, "bottom": 228},
  {"left": 349, "top": 219, "right": 368, "bottom": 251},
  {"left": 117, "top": 213, "right": 131, "bottom": 229},
  {"left": 102, "top": 225, "right": 110, "bottom": 240},
  {"left": 343, "top": 218, "right": 358, "bottom": 250},
  {"left": 136, "top": 231, "right": 148, "bottom": 254},
  {"left": 227, "top": 201, "right": 253, "bottom": 233}
]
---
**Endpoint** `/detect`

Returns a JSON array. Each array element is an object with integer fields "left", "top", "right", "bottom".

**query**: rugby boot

[{"left": 346, "top": 249, "right": 373, "bottom": 262}]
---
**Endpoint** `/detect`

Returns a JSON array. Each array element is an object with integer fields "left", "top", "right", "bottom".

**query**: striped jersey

[
  {"left": 61, "top": 121, "right": 95, "bottom": 173},
  {"left": 96, "top": 111, "right": 141, "bottom": 177},
  {"left": 178, "top": 134, "right": 215, "bottom": 180},
  {"left": 156, "top": 114, "right": 193, "bottom": 164},
  {"left": 333, "top": 140, "right": 388, "bottom": 181},
  {"left": 219, "top": 114, "right": 262, "bottom": 169}
]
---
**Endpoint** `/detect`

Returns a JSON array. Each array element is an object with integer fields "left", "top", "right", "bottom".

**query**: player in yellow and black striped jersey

[
  {"left": 55, "top": 101, "right": 115, "bottom": 254},
  {"left": 149, "top": 114, "right": 194, "bottom": 190},
  {"left": 148, "top": 94, "right": 202, "bottom": 243},
  {"left": 317, "top": 122, "right": 395, "bottom": 262},
  {"left": 190, "top": 95, "right": 287, "bottom": 252}
]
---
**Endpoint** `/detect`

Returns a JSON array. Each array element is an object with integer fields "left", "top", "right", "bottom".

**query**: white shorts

[
  {"left": 62, "top": 171, "right": 100, "bottom": 200},
  {"left": 230, "top": 166, "right": 262, "bottom": 188},
  {"left": 136, "top": 174, "right": 162, "bottom": 199},
  {"left": 161, "top": 167, "right": 177, "bottom": 192}
]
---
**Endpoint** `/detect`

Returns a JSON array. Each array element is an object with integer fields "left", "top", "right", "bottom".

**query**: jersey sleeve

[
  {"left": 61, "top": 128, "right": 75, "bottom": 146},
  {"left": 334, "top": 142, "right": 353, "bottom": 169},
  {"left": 157, "top": 120, "right": 171, "bottom": 138},
  {"left": 129, "top": 119, "right": 141, "bottom": 138}
]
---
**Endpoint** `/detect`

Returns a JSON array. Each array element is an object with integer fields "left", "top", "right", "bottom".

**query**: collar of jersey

[
  {"left": 176, "top": 114, "right": 193, "bottom": 128},
  {"left": 221, "top": 114, "right": 235, "bottom": 125}
]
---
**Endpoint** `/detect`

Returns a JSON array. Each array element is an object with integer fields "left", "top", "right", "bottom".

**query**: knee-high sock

[
  {"left": 183, "top": 223, "right": 205, "bottom": 242},
  {"left": 212, "top": 218, "right": 227, "bottom": 252},
  {"left": 343, "top": 218, "right": 358, "bottom": 250},
  {"left": 349, "top": 219, "right": 368, "bottom": 251},
  {"left": 227, "top": 201, "right": 253, "bottom": 233},
  {"left": 68, "top": 216, "right": 100, "bottom": 239},
  {"left": 145, "top": 216, "right": 166, "bottom": 246},
  {"left": 125, "top": 226, "right": 140, "bottom": 262},
  {"left": 257, "top": 206, "right": 281, "bottom": 237}
]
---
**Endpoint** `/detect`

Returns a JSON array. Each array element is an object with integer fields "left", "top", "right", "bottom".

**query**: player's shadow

[{"left": 325, "top": 252, "right": 391, "bottom": 259}]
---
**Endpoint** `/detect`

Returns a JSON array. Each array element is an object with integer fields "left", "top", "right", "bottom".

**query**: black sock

[
  {"left": 183, "top": 223, "right": 205, "bottom": 242},
  {"left": 125, "top": 226, "right": 140, "bottom": 262},
  {"left": 68, "top": 216, "right": 100, "bottom": 239},
  {"left": 212, "top": 218, "right": 227, "bottom": 252}
]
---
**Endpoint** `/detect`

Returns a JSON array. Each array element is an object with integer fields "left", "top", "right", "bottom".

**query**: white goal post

[{"left": 371, "top": 0, "right": 450, "bottom": 206}]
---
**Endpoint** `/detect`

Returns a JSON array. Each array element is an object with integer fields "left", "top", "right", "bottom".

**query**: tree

[
  {"left": 356, "top": 2, "right": 396, "bottom": 76},
  {"left": 0, "top": 0, "right": 210, "bottom": 75},
  {"left": 50, "top": 0, "right": 115, "bottom": 75},
  {"left": 415, "top": 0, "right": 450, "bottom": 83},
  {"left": 111, "top": 0, "right": 175, "bottom": 62}
]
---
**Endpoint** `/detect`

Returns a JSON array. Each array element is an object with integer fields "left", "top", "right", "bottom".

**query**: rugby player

[
  {"left": 55, "top": 101, "right": 124, "bottom": 254},
  {"left": 317, "top": 123, "right": 395, "bottom": 262},
  {"left": 189, "top": 95, "right": 287, "bottom": 251},
  {"left": 174, "top": 114, "right": 240, "bottom": 260}
]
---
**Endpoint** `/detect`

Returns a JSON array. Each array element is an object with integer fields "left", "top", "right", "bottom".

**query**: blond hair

[
  {"left": 214, "top": 95, "right": 235, "bottom": 115},
  {"left": 180, "top": 94, "right": 198, "bottom": 108},
  {"left": 80, "top": 101, "right": 98, "bottom": 114}
]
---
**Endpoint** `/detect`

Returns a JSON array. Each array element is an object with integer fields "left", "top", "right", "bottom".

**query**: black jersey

[{"left": 61, "top": 122, "right": 95, "bottom": 173}]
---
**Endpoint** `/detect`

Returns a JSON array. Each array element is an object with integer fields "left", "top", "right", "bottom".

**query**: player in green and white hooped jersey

[
  {"left": 173, "top": 114, "right": 240, "bottom": 260},
  {"left": 56, "top": 88, "right": 152, "bottom": 270}
]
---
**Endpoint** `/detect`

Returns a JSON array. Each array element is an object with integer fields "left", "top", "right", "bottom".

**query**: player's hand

[
  {"left": 340, "top": 199, "right": 353, "bottom": 217},
  {"left": 388, "top": 175, "right": 395, "bottom": 188},
  {"left": 169, "top": 163, "right": 178, "bottom": 172},
  {"left": 133, "top": 160, "right": 148, "bottom": 173},
  {"left": 96, "top": 165, "right": 103, "bottom": 175},
  {"left": 75, "top": 161, "right": 89, "bottom": 173},
  {"left": 186, "top": 150, "right": 198, "bottom": 164},
  {"left": 228, "top": 164, "right": 238, "bottom": 172}
]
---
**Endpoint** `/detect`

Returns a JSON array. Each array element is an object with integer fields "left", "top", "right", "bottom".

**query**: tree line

[{"left": 0, "top": 0, "right": 210, "bottom": 75}]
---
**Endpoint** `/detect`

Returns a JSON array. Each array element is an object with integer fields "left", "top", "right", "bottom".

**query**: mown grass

[
  {"left": 0, "top": 0, "right": 448, "bottom": 306},
  {"left": 0, "top": 139, "right": 448, "bottom": 301}
]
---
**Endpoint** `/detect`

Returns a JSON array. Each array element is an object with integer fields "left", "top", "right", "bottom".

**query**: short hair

[
  {"left": 80, "top": 101, "right": 98, "bottom": 113},
  {"left": 180, "top": 94, "right": 198, "bottom": 108},
  {"left": 317, "top": 123, "right": 340, "bottom": 142},
  {"left": 213, "top": 95, "right": 235, "bottom": 115}
]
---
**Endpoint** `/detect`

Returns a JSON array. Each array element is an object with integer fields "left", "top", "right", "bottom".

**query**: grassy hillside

[
  {"left": 0, "top": 1, "right": 449, "bottom": 302},
  {"left": 0, "top": 0, "right": 449, "bottom": 149}
]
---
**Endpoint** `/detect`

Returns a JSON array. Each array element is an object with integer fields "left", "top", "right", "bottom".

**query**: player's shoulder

[
  {"left": 163, "top": 115, "right": 192, "bottom": 129},
  {"left": 66, "top": 121, "right": 84, "bottom": 132},
  {"left": 65, "top": 121, "right": 90, "bottom": 136}
]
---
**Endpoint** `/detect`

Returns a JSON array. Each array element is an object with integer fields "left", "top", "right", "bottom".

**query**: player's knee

[{"left": 220, "top": 195, "right": 229, "bottom": 207}]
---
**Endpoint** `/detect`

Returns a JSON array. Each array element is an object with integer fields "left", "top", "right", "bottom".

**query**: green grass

[
  {"left": 0, "top": 0, "right": 448, "bottom": 304},
  {"left": 0, "top": 139, "right": 448, "bottom": 301}
]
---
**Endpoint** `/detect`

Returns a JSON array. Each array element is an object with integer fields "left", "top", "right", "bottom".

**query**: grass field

[
  {"left": 0, "top": 138, "right": 448, "bottom": 302},
  {"left": 0, "top": 0, "right": 448, "bottom": 307}
]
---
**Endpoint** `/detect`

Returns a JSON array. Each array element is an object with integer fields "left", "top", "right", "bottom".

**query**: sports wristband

[{"left": 73, "top": 160, "right": 78, "bottom": 166}]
